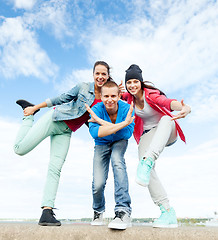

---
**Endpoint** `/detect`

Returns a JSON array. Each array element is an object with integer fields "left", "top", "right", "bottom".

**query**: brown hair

[
  {"left": 101, "top": 80, "right": 119, "bottom": 94},
  {"left": 93, "top": 61, "right": 113, "bottom": 81},
  {"left": 141, "top": 81, "right": 166, "bottom": 96}
]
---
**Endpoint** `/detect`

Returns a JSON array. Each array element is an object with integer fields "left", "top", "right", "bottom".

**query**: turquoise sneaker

[
  {"left": 135, "top": 157, "right": 154, "bottom": 187},
  {"left": 153, "top": 205, "right": 178, "bottom": 228}
]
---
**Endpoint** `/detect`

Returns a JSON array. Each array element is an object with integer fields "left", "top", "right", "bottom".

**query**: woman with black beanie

[{"left": 122, "top": 64, "right": 191, "bottom": 228}]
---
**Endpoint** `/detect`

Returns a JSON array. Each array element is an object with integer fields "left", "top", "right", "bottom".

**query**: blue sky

[{"left": 0, "top": 0, "right": 218, "bottom": 220}]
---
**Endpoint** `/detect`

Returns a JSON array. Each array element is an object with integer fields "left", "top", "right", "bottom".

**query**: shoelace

[
  {"left": 141, "top": 158, "right": 153, "bottom": 172},
  {"left": 93, "top": 211, "right": 101, "bottom": 220},
  {"left": 47, "top": 209, "right": 56, "bottom": 217},
  {"left": 114, "top": 211, "right": 126, "bottom": 220},
  {"left": 51, "top": 210, "right": 56, "bottom": 216}
]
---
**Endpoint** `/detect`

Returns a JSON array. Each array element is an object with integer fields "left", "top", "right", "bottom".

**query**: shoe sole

[
  {"left": 153, "top": 224, "right": 178, "bottom": 228},
  {"left": 135, "top": 177, "right": 148, "bottom": 187},
  {"left": 16, "top": 99, "right": 40, "bottom": 115},
  {"left": 38, "top": 222, "right": 61, "bottom": 226},
  {"left": 91, "top": 222, "right": 104, "bottom": 226},
  {"left": 108, "top": 223, "right": 132, "bottom": 230}
]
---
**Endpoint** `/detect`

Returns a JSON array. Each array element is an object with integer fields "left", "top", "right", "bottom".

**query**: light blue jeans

[
  {"left": 14, "top": 110, "right": 72, "bottom": 208},
  {"left": 92, "top": 139, "right": 131, "bottom": 215}
]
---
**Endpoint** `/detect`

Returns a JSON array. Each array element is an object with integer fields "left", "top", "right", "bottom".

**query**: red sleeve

[{"left": 147, "top": 90, "right": 177, "bottom": 112}]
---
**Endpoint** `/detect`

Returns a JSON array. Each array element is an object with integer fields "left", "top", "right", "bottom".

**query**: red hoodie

[{"left": 122, "top": 88, "right": 186, "bottom": 144}]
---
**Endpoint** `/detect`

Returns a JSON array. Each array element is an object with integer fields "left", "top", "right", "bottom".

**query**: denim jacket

[{"left": 45, "top": 82, "right": 95, "bottom": 121}]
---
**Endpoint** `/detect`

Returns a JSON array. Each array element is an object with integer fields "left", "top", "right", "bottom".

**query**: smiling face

[
  {"left": 126, "top": 79, "right": 143, "bottom": 96},
  {"left": 93, "top": 64, "right": 109, "bottom": 88},
  {"left": 101, "top": 86, "right": 120, "bottom": 114}
]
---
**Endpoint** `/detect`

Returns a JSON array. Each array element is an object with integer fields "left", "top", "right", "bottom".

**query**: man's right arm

[{"left": 88, "top": 102, "right": 135, "bottom": 138}]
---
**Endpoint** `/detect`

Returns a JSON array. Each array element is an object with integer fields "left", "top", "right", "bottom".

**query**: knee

[
  {"left": 111, "top": 154, "right": 125, "bottom": 169},
  {"left": 160, "top": 115, "right": 174, "bottom": 126},
  {"left": 92, "top": 179, "right": 105, "bottom": 194},
  {"left": 48, "top": 163, "right": 63, "bottom": 177},
  {"left": 161, "top": 115, "right": 171, "bottom": 122},
  {"left": 14, "top": 145, "right": 25, "bottom": 156}
]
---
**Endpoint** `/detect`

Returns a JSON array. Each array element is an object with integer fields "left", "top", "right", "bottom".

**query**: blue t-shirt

[{"left": 89, "top": 100, "right": 135, "bottom": 145}]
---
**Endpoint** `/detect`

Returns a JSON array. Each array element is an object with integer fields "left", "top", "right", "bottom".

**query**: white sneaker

[
  {"left": 91, "top": 211, "right": 104, "bottom": 226},
  {"left": 108, "top": 211, "right": 132, "bottom": 230}
]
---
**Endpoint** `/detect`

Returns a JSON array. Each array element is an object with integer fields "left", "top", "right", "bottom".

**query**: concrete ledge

[{"left": 0, "top": 223, "right": 218, "bottom": 240}]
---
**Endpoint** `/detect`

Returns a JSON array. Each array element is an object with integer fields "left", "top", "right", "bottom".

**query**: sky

[{"left": 0, "top": 0, "right": 218, "bottom": 220}]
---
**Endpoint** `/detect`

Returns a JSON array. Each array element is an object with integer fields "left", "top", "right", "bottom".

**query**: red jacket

[{"left": 122, "top": 88, "right": 186, "bottom": 144}]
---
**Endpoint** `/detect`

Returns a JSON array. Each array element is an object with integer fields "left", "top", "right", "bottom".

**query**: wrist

[{"left": 33, "top": 106, "right": 39, "bottom": 111}]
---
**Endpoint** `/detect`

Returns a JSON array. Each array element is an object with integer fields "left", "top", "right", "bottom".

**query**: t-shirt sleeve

[{"left": 88, "top": 105, "right": 101, "bottom": 139}]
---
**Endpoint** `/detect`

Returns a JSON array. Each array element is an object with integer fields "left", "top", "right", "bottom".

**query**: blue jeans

[{"left": 92, "top": 139, "right": 131, "bottom": 215}]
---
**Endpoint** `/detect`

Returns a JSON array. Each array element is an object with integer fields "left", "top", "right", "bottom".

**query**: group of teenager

[{"left": 14, "top": 61, "right": 191, "bottom": 230}]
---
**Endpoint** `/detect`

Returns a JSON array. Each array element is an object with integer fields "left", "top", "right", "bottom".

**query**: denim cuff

[{"left": 45, "top": 98, "right": 53, "bottom": 108}]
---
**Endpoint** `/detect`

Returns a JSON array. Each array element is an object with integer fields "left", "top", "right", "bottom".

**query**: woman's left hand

[{"left": 171, "top": 100, "right": 191, "bottom": 120}]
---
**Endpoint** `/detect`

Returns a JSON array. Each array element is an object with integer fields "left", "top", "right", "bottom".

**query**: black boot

[
  {"left": 16, "top": 99, "right": 40, "bottom": 115},
  {"left": 38, "top": 209, "right": 61, "bottom": 226}
]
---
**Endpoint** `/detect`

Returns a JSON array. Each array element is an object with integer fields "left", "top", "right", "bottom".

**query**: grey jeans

[{"left": 138, "top": 115, "right": 177, "bottom": 209}]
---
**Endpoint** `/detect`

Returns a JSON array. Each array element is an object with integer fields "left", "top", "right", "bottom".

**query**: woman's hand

[
  {"left": 24, "top": 106, "right": 37, "bottom": 116},
  {"left": 124, "top": 102, "right": 135, "bottom": 125},
  {"left": 171, "top": 100, "right": 191, "bottom": 120}
]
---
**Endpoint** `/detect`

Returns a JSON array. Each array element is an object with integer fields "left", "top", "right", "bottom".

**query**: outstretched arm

[{"left": 171, "top": 99, "right": 191, "bottom": 120}]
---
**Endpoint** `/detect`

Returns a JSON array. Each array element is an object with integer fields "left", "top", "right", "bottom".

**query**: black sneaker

[
  {"left": 16, "top": 99, "right": 40, "bottom": 115},
  {"left": 38, "top": 209, "right": 61, "bottom": 226}
]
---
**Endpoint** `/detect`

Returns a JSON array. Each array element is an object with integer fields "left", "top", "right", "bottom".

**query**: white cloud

[
  {"left": 25, "top": 1, "right": 74, "bottom": 43},
  {"left": 13, "top": 0, "right": 36, "bottom": 10},
  {"left": 82, "top": 0, "right": 218, "bottom": 94},
  {"left": 0, "top": 17, "right": 58, "bottom": 81},
  {"left": 55, "top": 69, "right": 93, "bottom": 93},
  {"left": 0, "top": 1, "right": 76, "bottom": 81},
  {"left": 188, "top": 78, "right": 218, "bottom": 123}
]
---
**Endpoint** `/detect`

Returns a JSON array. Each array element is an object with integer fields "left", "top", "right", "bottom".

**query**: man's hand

[
  {"left": 85, "top": 103, "right": 113, "bottom": 126},
  {"left": 85, "top": 104, "right": 101, "bottom": 124},
  {"left": 124, "top": 102, "right": 135, "bottom": 125}
]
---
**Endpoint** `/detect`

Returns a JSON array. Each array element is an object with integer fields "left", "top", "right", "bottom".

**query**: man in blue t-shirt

[{"left": 85, "top": 81, "right": 135, "bottom": 230}]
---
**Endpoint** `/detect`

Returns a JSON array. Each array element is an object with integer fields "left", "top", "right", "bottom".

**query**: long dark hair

[
  {"left": 93, "top": 61, "right": 113, "bottom": 81},
  {"left": 141, "top": 81, "right": 166, "bottom": 96}
]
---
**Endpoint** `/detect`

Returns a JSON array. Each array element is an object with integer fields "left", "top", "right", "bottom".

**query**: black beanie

[{"left": 125, "top": 64, "right": 143, "bottom": 84}]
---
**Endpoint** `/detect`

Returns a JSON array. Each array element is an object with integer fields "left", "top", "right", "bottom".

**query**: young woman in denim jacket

[
  {"left": 14, "top": 61, "right": 112, "bottom": 226},
  {"left": 122, "top": 64, "right": 191, "bottom": 228}
]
